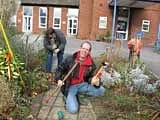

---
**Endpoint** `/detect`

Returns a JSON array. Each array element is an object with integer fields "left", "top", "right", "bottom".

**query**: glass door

[
  {"left": 116, "top": 17, "right": 128, "bottom": 40},
  {"left": 67, "top": 16, "right": 78, "bottom": 35},
  {"left": 116, "top": 8, "right": 130, "bottom": 40}
]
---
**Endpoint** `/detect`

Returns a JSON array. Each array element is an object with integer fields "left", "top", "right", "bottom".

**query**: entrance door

[
  {"left": 23, "top": 7, "right": 33, "bottom": 32},
  {"left": 67, "top": 16, "right": 78, "bottom": 35},
  {"left": 116, "top": 8, "right": 130, "bottom": 40},
  {"left": 116, "top": 17, "right": 128, "bottom": 40}
]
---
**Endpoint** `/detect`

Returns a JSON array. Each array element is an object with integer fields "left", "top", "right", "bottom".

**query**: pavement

[
  {"left": 121, "top": 41, "right": 160, "bottom": 78},
  {"left": 31, "top": 85, "right": 97, "bottom": 120},
  {"left": 141, "top": 46, "right": 160, "bottom": 78}
]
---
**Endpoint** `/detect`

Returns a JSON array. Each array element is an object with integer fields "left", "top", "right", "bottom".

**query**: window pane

[
  {"left": 40, "top": 8, "right": 47, "bottom": 16},
  {"left": 143, "top": 25, "right": 148, "bottom": 30},
  {"left": 54, "top": 8, "right": 61, "bottom": 17},
  {"left": 117, "top": 20, "right": 127, "bottom": 31},
  {"left": 73, "top": 29, "right": 77, "bottom": 34},
  {"left": 69, "top": 20, "right": 72, "bottom": 28},
  {"left": 24, "top": 7, "right": 32, "bottom": 16},
  {"left": 41, "top": 17, "right": 46, "bottom": 24},
  {"left": 54, "top": 18, "right": 60, "bottom": 24}
]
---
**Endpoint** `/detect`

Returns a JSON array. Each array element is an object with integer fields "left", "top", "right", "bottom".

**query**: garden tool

[
  {"left": 5, "top": 52, "right": 12, "bottom": 80},
  {"left": 57, "top": 111, "right": 63, "bottom": 120},
  {"left": 0, "top": 19, "right": 25, "bottom": 87},
  {"left": 93, "top": 62, "right": 108, "bottom": 85},
  {"left": 45, "top": 62, "right": 78, "bottom": 103}
]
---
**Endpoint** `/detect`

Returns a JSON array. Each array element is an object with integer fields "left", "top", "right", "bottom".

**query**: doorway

[{"left": 116, "top": 8, "right": 130, "bottom": 40}]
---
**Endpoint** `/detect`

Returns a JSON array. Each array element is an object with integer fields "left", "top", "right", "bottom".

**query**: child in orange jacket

[{"left": 128, "top": 38, "right": 142, "bottom": 61}]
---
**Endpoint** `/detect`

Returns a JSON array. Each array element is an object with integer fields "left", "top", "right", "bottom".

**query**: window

[
  {"left": 10, "top": 15, "right": 16, "bottom": 26},
  {"left": 23, "top": 6, "right": 33, "bottom": 32},
  {"left": 99, "top": 17, "right": 107, "bottom": 29},
  {"left": 53, "top": 8, "right": 61, "bottom": 29},
  {"left": 142, "top": 20, "right": 150, "bottom": 32},
  {"left": 39, "top": 7, "right": 47, "bottom": 28}
]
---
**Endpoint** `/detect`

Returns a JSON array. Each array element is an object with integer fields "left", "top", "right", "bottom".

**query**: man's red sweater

[{"left": 70, "top": 52, "right": 92, "bottom": 85}]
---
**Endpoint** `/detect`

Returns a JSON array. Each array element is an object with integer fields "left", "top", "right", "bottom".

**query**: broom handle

[
  {"left": 95, "top": 66, "right": 103, "bottom": 78},
  {"left": 62, "top": 62, "right": 78, "bottom": 82},
  {"left": 45, "top": 62, "right": 78, "bottom": 103}
]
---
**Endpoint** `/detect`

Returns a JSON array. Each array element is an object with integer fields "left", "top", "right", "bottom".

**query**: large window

[
  {"left": 142, "top": 20, "right": 150, "bottom": 32},
  {"left": 39, "top": 7, "right": 47, "bottom": 28},
  {"left": 23, "top": 6, "right": 33, "bottom": 32},
  {"left": 53, "top": 8, "right": 61, "bottom": 29}
]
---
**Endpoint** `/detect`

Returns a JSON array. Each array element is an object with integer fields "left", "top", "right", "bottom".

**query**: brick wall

[
  {"left": 32, "top": 6, "right": 39, "bottom": 34},
  {"left": 77, "top": 0, "right": 93, "bottom": 40},
  {"left": 47, "top": 7, "right": 54, "bottom": 29},
  {"left": 89, "top": 0, "right": 112, "bottom": 40},
  {"left": 61, "top": 8, "right": 68, "bottom": 35},
  {"left": 78, "top": 0, "right": 113, "bottom": 40},
  {"left": 130, "top": 5, "right": 160, "bottom": 46},
  {"left": 16, "top": 6, "right": 23, "bottom": 33}
]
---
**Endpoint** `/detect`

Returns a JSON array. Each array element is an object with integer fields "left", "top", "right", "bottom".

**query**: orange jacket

[{"left": 128, "top": 38, "right": 142, "bottom": 55}]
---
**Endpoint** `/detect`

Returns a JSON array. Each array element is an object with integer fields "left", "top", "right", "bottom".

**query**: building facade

[{"left": 17, "top": 0, "right": 160, "bottom": 46}]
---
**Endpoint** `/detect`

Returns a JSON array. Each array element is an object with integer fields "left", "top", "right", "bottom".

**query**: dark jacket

[
  {"left": 55, "top": 52, "right": 96, "bottom": 97},
  {"left": 43, "top": 37, "right": 55, "bottom": 53},
  {"left": 54, "top": 29, "right": 66, "bottom": 52}
]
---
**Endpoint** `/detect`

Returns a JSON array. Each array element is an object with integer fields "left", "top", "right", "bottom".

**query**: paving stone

[
  {"left": 32, "top": 84, "right": 97, "bottom": 120},
  {"left": 48, "top": 107, "right": 77, "bottom": 120},
  {"left": 38, "top": 106, "right": 50, "bottom": 119}
]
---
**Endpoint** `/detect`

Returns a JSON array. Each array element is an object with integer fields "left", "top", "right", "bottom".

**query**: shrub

[{"left": 0, "top": 76, "right": 15, "bottom": 116}]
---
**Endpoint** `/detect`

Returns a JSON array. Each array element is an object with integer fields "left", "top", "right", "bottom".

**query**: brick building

[{"left": 17, "top": 0, "right": 160, "bottom": 45}]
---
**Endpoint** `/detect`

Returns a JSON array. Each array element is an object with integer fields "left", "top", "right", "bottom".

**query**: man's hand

[
  {"left": 57, "top": 80, "right": 64, "bottom": 87},
  {"left": 52, "top": 44, "right": 57, "bottom": 49},
  {"left": 54, "top": 48, "right": 60, "bottom": 53},
  {"left": 91, "top": 76, "right": 100, "bottom": 86}
]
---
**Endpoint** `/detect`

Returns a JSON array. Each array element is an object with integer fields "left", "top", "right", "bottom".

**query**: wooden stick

[
  {"left": 95, "top": 66, "right": 103, "bottom": 78},
  {"left": 91, "top": 62, "right": 107, "bottom": 86},
  {"left": 45, "top": 62, "right": 78, "bottom": 103},
  {"left": 95, "top": 62, "right": 107, "bottom": 78}
]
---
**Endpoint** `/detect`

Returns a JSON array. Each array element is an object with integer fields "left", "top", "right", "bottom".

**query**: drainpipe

[
  {"left": 155, "top": 21, "right": 160, "bottom": 50},
  {"left": 111, "top": 0, "right": 117, "bottom": 46}
]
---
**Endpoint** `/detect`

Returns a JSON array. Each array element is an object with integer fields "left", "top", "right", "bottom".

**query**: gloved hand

[
  {"left": 52, "top": 44, "right": 57, "bottom": 49},
  {"left": 91, "top": 76, "right": 100, "bottom": 86},
  {"left": 57, "top": 80, "right": 64, "bottom": 87},
  {"left": 54, "top": 48, "right": 60, "bottom": 53}
]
